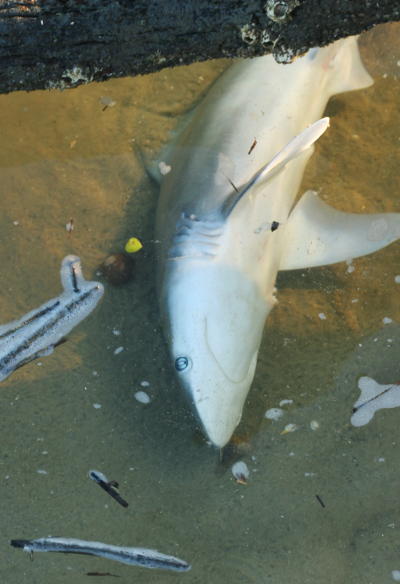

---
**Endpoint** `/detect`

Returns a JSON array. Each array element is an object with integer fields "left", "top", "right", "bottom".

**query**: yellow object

[{"left": 124, "top": 237, "right": 143, "bottom": 253}]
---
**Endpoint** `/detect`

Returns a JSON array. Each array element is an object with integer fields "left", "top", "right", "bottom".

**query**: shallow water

[{"left": 0, "top": 23, "right": 399, "bottom": 584}]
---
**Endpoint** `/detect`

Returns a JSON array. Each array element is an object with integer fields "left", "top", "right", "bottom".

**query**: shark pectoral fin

[
  {"left": 222, "top": 118, "right": 330, "bottom": 217},
  {"left": 279, "top": 190, "right": 400, "bottom": 270}
]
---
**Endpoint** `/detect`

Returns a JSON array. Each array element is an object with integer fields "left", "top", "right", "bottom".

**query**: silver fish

[
  {"left": 11, "top": 537, "right": 191, "bottom": 572},
  {"left": 0, "top": 255, "right": 104, "bottom": 381}
]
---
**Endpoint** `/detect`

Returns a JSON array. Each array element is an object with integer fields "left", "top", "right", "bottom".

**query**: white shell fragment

[
  {"left": 351, "top": 376, "right": 400, "bottom": 427},
  {"left": 231, "top": 461, "right": 250, "bottom": 484},
  {"left": 265, "top": 407, "right": 284, "bottom": 420},
  {"left": 158, "top": 161, "right": 172, "bottom": 175},
  {"left": 134, "top": 391, "right": 151, "bottom": 404},
  {"left": 281, "top": 423, "right": 298, "bottom": 435},
  {"left": 279, "top": 399, "right": 293, "bottom": 407},
  {"left": 310, "top": 420, "right": 320, "bottom": 431},
  {"left": 65, "top": 219, "right": 74, "bottom": 233}
]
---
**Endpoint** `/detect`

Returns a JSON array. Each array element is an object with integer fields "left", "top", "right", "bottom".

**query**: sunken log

[{"left": 0, "top": 0, "right": 399, "bottom": 94}]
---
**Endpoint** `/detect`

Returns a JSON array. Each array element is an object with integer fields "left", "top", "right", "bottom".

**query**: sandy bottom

[{"left": 0, "top": 23, "right": 399, "bottom": 584}]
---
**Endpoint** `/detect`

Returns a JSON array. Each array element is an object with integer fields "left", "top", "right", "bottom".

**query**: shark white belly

[{"left": 155, "top": 37, "right": 400, "bottom": 448}]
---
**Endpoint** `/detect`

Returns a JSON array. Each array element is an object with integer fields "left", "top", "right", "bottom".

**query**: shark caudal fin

[
  {"left": 222, "top": 118, "right": 330, "bottom": 217},
  {"left": 319, "top": 36, "right": 373, "bottom": 96},
  {"left": 279, "top": 190, "right": 400, "bottom": 270}
]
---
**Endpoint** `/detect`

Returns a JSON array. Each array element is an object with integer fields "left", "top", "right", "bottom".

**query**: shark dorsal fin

[{"left": 222, "top": 117, "right": 330, "bottom": 218}]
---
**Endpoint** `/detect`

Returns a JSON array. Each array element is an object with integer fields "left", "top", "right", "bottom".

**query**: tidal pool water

[{"left": 0, "top": 23, "right": 399, "bottom": 584}]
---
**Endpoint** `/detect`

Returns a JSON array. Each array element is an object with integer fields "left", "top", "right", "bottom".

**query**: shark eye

[{"left": 175, "top": 356, "right": 191, "bottom": 372}]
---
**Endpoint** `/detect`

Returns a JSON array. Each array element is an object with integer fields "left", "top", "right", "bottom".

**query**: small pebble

[
  {"left": 93, "top": 403, "right": 102, "bottom": 409},
  {"left": 383, "top": 317, "right": 393, "bottom": 324},
  {"left": 36, "top": 469, "right": 48, "bottom": 475},
  {"left": 125, "top": 237, "right": 143, "bottom": 253},
  {"left": 392, "top": 570, "right": 400, "bottom": 582},
  {"left": 310, "top": 420, "right": 319, "bottom": 431},
  {"left": 394, "top": 275, "right": 400, "bottom": 284},
  {"left": 113, "top": 346, "right": 124, "bottom": 355},
  {"left": 100, "top": 253, "right": 134, "bottom": 286},
  {"left": 140, "top": 380, "right": 150, "bottom": 387},
  {"left": 318, "top": 313, "right": 326, "bottom": 320},
  {"left": 134, "top": 391, "right": 151, "bottom": 404}
]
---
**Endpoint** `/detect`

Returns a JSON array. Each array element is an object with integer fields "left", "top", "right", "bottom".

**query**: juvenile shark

[
  {"left": 0, "top": 255, "right": 104, "bottom": 381},
  {"left": 155, "top": 37, "right": 400, "bottom": 447}
]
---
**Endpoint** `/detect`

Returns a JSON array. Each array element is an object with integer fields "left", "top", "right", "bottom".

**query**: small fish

[
  {"left": 86, "top": 573, "right": 120, "bottom": 578},
  {"left": 89, "top": 470, "right": 129, "bottom": 508},
  {"left": 0, "top": 256, "right": 103, "bottom": 382},
  {"left": 10, "top": 537, "right": 191, "bottom": 572}
]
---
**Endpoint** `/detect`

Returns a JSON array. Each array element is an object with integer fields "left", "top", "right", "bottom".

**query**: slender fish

[
  {"left": 0, "top": 255, "right": 104, "bottom": 381},
  {"left": 10, "top": 537, "right": 191, "bottom": 572},
  {"left": 89, "top": 469, "right": 129, "bottom": 508}
]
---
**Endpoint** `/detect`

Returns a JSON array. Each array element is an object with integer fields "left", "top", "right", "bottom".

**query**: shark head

[{"left": 163, "top": 262, "right": 271, "bottom": 448}]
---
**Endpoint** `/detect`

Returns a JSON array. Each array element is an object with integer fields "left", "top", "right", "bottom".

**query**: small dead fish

[
  {"left": 11, "top": 537, "right": 191, "bottom": 572},
  {"left": 89, "top": 470, "right": 128, "bottom": 508},
  {"left": 86, "top": 572, "right": 120, "bottom": 577},
  {"left": 0, "top": 256, "right": 103, "bottom": 382}
]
